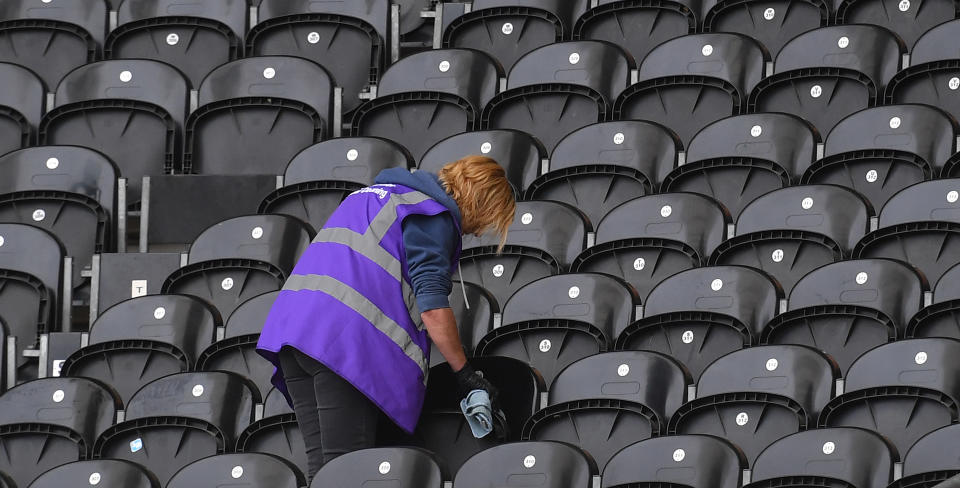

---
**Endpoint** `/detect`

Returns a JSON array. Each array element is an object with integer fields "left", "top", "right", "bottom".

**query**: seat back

[
  {"left": 168, "top": 453, "right": 303, "bottom": 488},
  {"left": 637, "top": 33, "right": 767, "bottom": 96},
  {"left": 835, "top": 0, "right": 955, "bottom": 53},
  {"left": 224, "top": 291, "right": 279, "bottom": 338},
  {"left": 878, "top": 179, "right": 960, "bottom": 227},
  {"left": 0, "top": 62, "right": 44, "bottom": 128},
  {"left": 472, "top": 0, "right": 588, "bottom": 31},
  {"left": 0, "top": 377, "right": 118, "bottom": 448},
  {"left": 933, "top": 263, "right": 960, "bottom": 303},
  {"left": 285, "top": 138, "right": 411, "bottom": 187},
  {"left": 0, "top": 0, "right": 107, "bottom": 44},
  {"left": 507, "top": 40, "right": 632, "bottom": 103},
  {"left": 455, "top": 441, "right": 596, "bottom": 488},
  {"left": 188, "top": 214, "right": 313, "bottom": 274},
  {"left": 378, "top": 49, "right": 501, "bottom": 111},
  {"left": 420, "top": 130, "right": 545, "bottom": 194},
  {"left": 257, "top": 0, "right": 390, "bottom": 44},
  {"left": 909, "top": 20, "right": 960, "bottom": 65},
  {"left": 27, "top": 459, "right": 158, "bottom": 488},
  {"left": 901, "top": 424, "right": 960, "bottom": 477},
  {"left": 844, "top": 338, "right": 960, "bottom": 402},
  {"left": 117, "top": 0, "right": 247, "bottom": 41},
  {"left": 312, "top": 447, "right": 445, "bottom": 488},
  {"left": 601, "top": 435, "right": 746, "bottom": 488}
]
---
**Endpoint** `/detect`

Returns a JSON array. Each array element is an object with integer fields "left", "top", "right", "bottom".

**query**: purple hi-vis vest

[{"left": 257, "top": 183, "right": 460, "bottom": 433}]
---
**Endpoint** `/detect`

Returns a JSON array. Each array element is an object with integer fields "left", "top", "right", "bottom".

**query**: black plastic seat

[
  {"left": 763, "top": 258, "right": 924, "bottom": 375},
  {"left": 836, "top": 0, "right": 956, "bottom": 54},
  {"left": 352, "top": 48, "right": 501, "bottom": 161},
  {"left": 455, "top": 441, "right": 596, "bottom": 488},
  {"left": 0, "top": 62, "right": 43, "bottom": 151},
  {"left": 615, "top": 33, "right": 768, "bottom": 147},
  {"left": 105, "top": 0, "right": 247, "bottom": 88},
  {"left": 575, "top": 0, "right": 697, "bottom": 67},
  {"left": 908, "top": 262, "right": 960, "bottom": 339},
  {"left": 442, "top": 0, "right": 589, "bottom": 73},
  {"left": 687, "top": 113, "right": 820, "bottom": 182},
  {"left": 749, "top": 25, "right": 904, "bottom": 136},
  {"left": 618, "top": 265, "right": 781, "bottom": 382},
  {"left": 483, "top": 40, "right": 632, "bottom": 154},
  {"left": 885, "top": 21, "right": 960, "bottom": 136},
  {"left": 184, "top": 56, "right": 333, "bottom": 176},
  {"left": 95, "top": 371, "right": 258, "bottom": 485},
  {"left": 818, "top": 338, "right": 960, "bottom": 457},
  {"left": 549, "top": 351, "right": 690, "bottom": 424},
  {"left": 662, "top": 157, "right": 791, "bottom": 221},
  {"left": 283, "top": 137, "right": 411, "bottom": 187},
  {"left": 602, "top": 435, "right": 747, "bottom": 488},
  {"left": 249, "top": 0, "right": 391, "bottom": 115},
  {"left": 890, "top": 424, "right": 960, "bottom": 487},
  {"left": 259, "top": 180, "right": 358, "bottom": 234},
  {"left": 311, "top": 447, "right": 445, "bottom": 488},
  {"left": 27, "top": 459, "right": 159, "bottom": 488},
  {"left": 62, "top": 294, "right": 219, "bottom": 403},
  {"left": 456, "top": 243, "right": 562, "bottom": 310},
  {"left": 197, "top": 291, "right": 280, "bottom": 398},
  {"left": 747, "top": 428, "right": 896, "bottom": 488},
  {"left": 710, "top": 185, "right": 871, "bottom": 293},
  {"left": 168, "top": 453, "right": 304, "bottom": 488},
  {"left": 704, "top": 0, "right": 829, "bottom": 60},
  {"left": 429, "top": 281, "right": 499, "bottom": 367},
  {"left": 0, "top": 0, "right": 105, "bottom": 93},
  {"left": 0, "top": 377, "right": 119, "bottom": 488},
  {"left": 419, "top": 130, "right": 546, "bottom": 195},
  {"left": 802, "top": 149, "right": 933, "bottom": 212},
  {"left": 0, "top": 223, "right": 63, "bottom": 350},
  {"left": 39, "top": 59, "right": 189, "bottom": 205},
  {"left": 236, "top": 387, "right": 306, "bottom": 476}
]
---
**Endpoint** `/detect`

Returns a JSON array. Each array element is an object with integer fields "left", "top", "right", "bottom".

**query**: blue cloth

[
  {"left": 460, "top": 389, "right": 495, "bottom": 439},
  {"left": 375, "top": 168, "right": 461, "bottom": 312}
]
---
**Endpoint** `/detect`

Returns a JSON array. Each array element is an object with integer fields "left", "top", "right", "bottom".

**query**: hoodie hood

[{"left": 375, "top": 168, "right": 462, "bottom": 227}]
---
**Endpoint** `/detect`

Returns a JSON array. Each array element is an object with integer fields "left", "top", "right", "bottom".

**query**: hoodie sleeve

[{"left": 402, "top": 213, "right": 459, "bottom": 312}]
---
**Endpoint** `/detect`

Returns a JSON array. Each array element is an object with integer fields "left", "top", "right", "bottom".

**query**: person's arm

[{"left": 422, "top": 307, "right": 467, "bottom": 372}]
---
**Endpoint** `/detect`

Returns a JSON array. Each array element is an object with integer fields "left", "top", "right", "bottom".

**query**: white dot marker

[
  {"left": 633, "top": 258, "right": 646, "bottom": 271},
  {"left": 947, "top": 190, "right": 958, "bottom": 203},
  {"left": 379, "top": 462, "right": 391, "bottom": 474},
  {"left": 735, "top": 412, "right": 749, "bottom": 426},
  {"left": 702, "top": 44, "right": 713, "bottom": 56},
  {"left": 32, "top": 209, "right": 46, "bottom": 222},
  {"left": 46, "top": 157, "right": 59, "bottom": 169},
  {"left": 810, "top": 85, "right": 823, "bottom": 98},
  {"left": 613, "top": 132, "right": 625, "bottom": 145},
  {"left": 251, "top": 227, "right": 263, "bottom": 239},
  {"left": 802, "top": 197, "right": 814, "bottom": 210},
  {"left": 307, "top": 32, "right": 320, "bottom": 44},
  {"left": 915, "top": 351, "right": 927, "bottom": 364},
  {"left": 898, "top": 0, "right": 910, "bottom": 10},
  {"left": 347, "top": 149, "right": 359, "bottom": 161},
  {"left": 949, "top": 77, "right": 960, "bottom": 90},
  {"left": 866, "top": 169, "right": 878, "bottom": 183},
  {"left": 492, "top": 264, "right": 504, "bottom": 277},
  {"left": 231, "top": 466, "right": 243, "bottom": 478},
  {"left": 221, "top": 277, "right": 234, "bottom": 290},
  {"left": 838, "top": 36, "right": 849, "bottom": 49},
  {"left": 539, "top": 339, "right": 551, "bottom": 352},
  {"left": 766, "top": 358, "right": 779, "bottom": 371},
  {"left": 119, "top": 70, "right": 132, "bottom": 83},
  {"left": 763, "top": 7, "right": 775, "bottom": 20},
  {"left": 569, "top": 52, "right": 580, "bottom": 65},
  {"left": 0, "top": 236, "right": 4, "bottom": 247},
  {"left": 439, "top": 60, "right": 451, "bottom": 72},
  {"left": 480, "top": 142, "right": 492, "bottom": 154},
  {"left": 856, "top": 272, "right": 868, "bottom": 285},
  {"left": 501, "top": 22, "right": 514, "bottom": 35},
  {"left": 673, "top": 448, "right": 686, "bottom": 462},
  {"left": 154, "top": 307, "right": 166, "bottom": 320},
  {"left": 166, "top": 33, "right": 179, "bottom": 45},
  {"left": 682, "top": 330, "right": 694, "bottom": 344},
  {"left": 192, "top": 384, "right": 204, "bottom": 397},
  {"left": 711, "top": 279, "right": 723, "bottom": 291},
  {"left": 750, "top": 125, "right": 762, "bottom": 137},
  {"left": 52, "top": 389, "right": 65, "bottom": 403},
  {"left": 523, "top": 455, "right": 536, "bottom": 468},
  {"left": 263, "top": 67, "right": 276, "bottom": 79},
  {"left": 771, "top": 249, "right": 784, "bottom": 262},
  {"left": 568, "top": 286, "right": 580, "bottom": 299},
  {"left": 42, "top": 0, "right": 52, "bottom": 3},
  {"left": 889, "top": 116, "right": 901, "bottom": 129},
  {"left": 660, "top": 205, "right": 672, "bottom": 218},
  {"left": 617, "top": 364, "right": 630, "bottom": 376},
  {"left": 521, "top": 212, "right": 533, "bottom": 225},
  {"left": 89, "top": 472, "right": 101, "bottom": 485},
  {"left": 823, "top": 441, "right": 836, "bottom": 454}
]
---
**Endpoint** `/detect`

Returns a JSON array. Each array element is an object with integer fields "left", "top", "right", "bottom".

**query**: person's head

[{"left": 437, "top": 155, "right": 516, "bottom": 251}]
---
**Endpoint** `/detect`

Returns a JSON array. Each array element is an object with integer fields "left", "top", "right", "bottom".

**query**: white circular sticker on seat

[
  {"left": 899, "top": 0, "right": 910, "bottom": 10},
  {"left": 439, "top": 60, "right": 451, "bottom": 72},
  {"left": 856, "top": 272, "right": 868, "bottom": 285},
  {"left": 120, "top": 70, "right": 133, "bottom": 83},
  {"left": 838, "top": 36, "right": 849, "bottom": 49},
  {"left": 539, "top": 339, "right": 551, "bottom": 353},
  {"left": 0, "top": 236, "right": 4, "bottom": 247},
  {"left": 89, "top": 472, "right": 101, "bottom": 485},
  {"left": 222, "top": 277, "right": 235, "bottom": 290},
  {"left": 569, "top": 52, "right": 580, "bottom": 65},
  {"left": 481, "top": 142, "right": 492, "bottom": 154},
  {"left": 263, "top": 67, "right": 276, "bottom": 79},
  {"left": 673, "top": 448, "right": 685, "bottom": 462},
  {"left": 947, "top": 190, "right": 958, "bottom": 203},
  {"left": 711, "top": 279, "right": 723, "bottom": 291},
  {"left": 347, "top": 149, "right": 359, "bottom": 161},
  {"left": 379, "top": 462, "right": 391, "bottom": 474},
  {"left": 763, "top": 7, "right": 775, "bottom": 20},
  {"left": 735, "top": 412, "right": 749, "bottom": 426},
  {"left": 682, "top": 330, "right": 694, "bottom": 344},
  {"left": 771, "top": 249, "right": 784, "bottom": 263},
  {"left": 46, "top": 157, "right": 59, "bottom": 169},
  {"left": 251, "top": 226, "right": 263, "bottom": 239},
  {"left": 521, "top": 212, "right": 533, "bottom": 225},
  {"left": 232, "top": 466, "right": 243, "bottom": 478},
  {"left": 32, "top": 209, "right": 46, "bottom": 222},
  {"left": 810, "top": 85, "right": 822, "bottom": 98},
  {"left": 53, "top": 389, "right": 65, "bottom": 403},
  {"left": 166, "top": 33, "right": 179, "bottom": 46},
  {"left": 613, "top": 132, "right": 625, "bottom": 145},
  {"left": 889, "top": 117, "right": 901, "bottom": 129},
  {"left": 802, "top": 197, "right": 814, "bottom": 209},
  {"left": 766, "top": 358, "right": 779, "bottom": 371},
  {"left": 702, "top": 44, "right": 713, "bottom": 56},
  {"left": 154, "top": 307, "right": 166, "bottom": 320},
  {"left": 502, "top": 22, "right": 514, "bottom": 35},
  {"left": 568, "top": 286, "right": 580, "bottom": 298},
  {"left": 660, "top": 205, "right": 672, "bottom": 218},
  {"left": 750, "top": 125, "right": 762, "bottom": 137},
  {"left": 915, "top": 351, "right": 927, "bottom": 364},
  {"left": 492, "top": 264, "right": 504, "bottom": 277},
  {"left": 633, "top": 258, "right": 646, "bottom": 271},
  {"left": 617, "top": 364, "right": 629, "bottom": 376},
  {"left": 822, "top": 441, "right": 835, "bottom": 454},
  {"left": 523, "top": 455, "right": 536, "bottom": 468},
  {"left": 192, "top": 384, "right": 204, "bottom": 397},
  {"left": 950, "top": 77, "right": 960, "bottom": 90},
  {"left": 866, "top": 169, "right": 878, "bottom": 183},
  {"left": 307, "top": 32, "right": 320, "bottom": 44}
]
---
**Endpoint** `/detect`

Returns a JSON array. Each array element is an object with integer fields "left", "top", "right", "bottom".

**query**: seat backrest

[
  {"left": 844, "top": 338, "right": 960, "bottom": 403},
  {"left": 637, "top": 33, "right": 767, "bottom": 96},
  {"left": 878, "top": 179, "right": 960, "bottom": 227},
  {"left": 54, "top": 60, "right": 189, "bottom": 126},
  {"left": 773, "top": 25, "right": 904, "bottom": 89},
  {"left": 825, "top": 105, "right": 958, "bottom": 172},
  {"left": 506, "top": 41, "right": 632, "bottom": 103},
  {"left": 447, "top": 281, "right": 498, "bottom": 354},
  {"left": 788, "top": 259, "right": 925, "bottom": 328},
  {"left": 601, "top": 435, "right": 746, "bottom": 488},
  {"left": 262, "top": 387, "right": 293, "bottom": 417},
  {"left": 378, "top": 48, "right": 501, "bottom": 110},
  {"left": 697, "top": 345, "right": 837, "bottom": 418},
  {"left": 596, "top": 193, "right": 729, "bottom": 260},
  {"left": 0, "top": 377, "right": 118, "bottom": 447},
  {"left": 125, "top": 371, "right": 258, "bottom": 443},
  {"left": 910, "top": 19, "right": 960, "bottom": 65},
  {"left": 550, "top": 121, "right": 680, "bottom": 187},
  {"left": 313, "top": 447, "right": 445, "bottom": 488},
  {"left": 27, "top": 459, "right": 158, "bottom": 488},
  {"left": 502, "top": 273, "right": 638, "bottom": 340},
  {"left": 420, "top": 130, "right": 545, "bottom": 194},
  {"left": 0, "top": 0, "right": 107, "bottom": 44},
  {"left": 225, "top": 291, "right": 279, "bottom": 338},
  {"left": 934, "top": 263, "right": 960, "bottom": 303},
  {"left": 751, "top": 428, "right": 896, "bottom": 488},
  {"left": 0, "top": 62, "right": 44, "bottom": 127},
  {"left": 472, "top": 0, "right": 588, "bottom": 31},
  {"left": 735, "top": 185, "right": 873, "bottom": 252},
  {"left": 198, "top": 56, "right": 333, "bottom": 124},
  {"left": 285, "top": 137, "right": 411, "bottom": 187},
  {"left": 168, "top": 453, "right": 303, "bottom": 488},
  {"left": 187, "top": 214, "right": 313, "bottom": 274},
  {"left": 455, "top": 441, "right": 595, "bottom": 488},
  {"left": 687, "top": 113, "right": 819, "bottom": 179},
  {"left": 901, "top": 424, "right": 960, "bottom": 477},
  {"left": 645, "top": 265, "right": 781, "bottom": 336},
  {"left": 256, "top": 0, "right": 390, "bottom": 44},
  {"left": 549, "top": 351, "right": 689, "bottom": 423},
  {"left": 117, "top": 0, "right": 248, "bottom": 41},
  {"left": 89, "top": 294, "right": 219, "bottom": 362},
  {"left": 0, "top": 223, "right": 63, "bottom": 311}
]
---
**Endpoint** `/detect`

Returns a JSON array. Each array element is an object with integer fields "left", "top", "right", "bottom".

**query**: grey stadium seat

[
  {"left": 419, "top": 129, "right": 545, "bottom": 195},
  {"left": 704, "top": 0, "right": 829, "bottom": 60},
  {"left": 575, "top": 0, "right": 698, "bottom": 67},
  {"left": 311, "top": 447, "right": 445, "bottom": 488},
  {"left": 168, "top": 453, "right": 304, "bottom": 488},
  {"left": 455, "top": 441, "right": 596, "bottom": 488},
  {"left": 27, "top": 459, "right": 159, "bottom": 488},
  {"left": 602, "top": 435, "right": 747, "bottom": 488}
]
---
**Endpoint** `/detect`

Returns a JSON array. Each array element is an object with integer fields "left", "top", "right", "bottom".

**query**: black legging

[{"left": 278, "top": 347, "right": 380, "bottom": 482}]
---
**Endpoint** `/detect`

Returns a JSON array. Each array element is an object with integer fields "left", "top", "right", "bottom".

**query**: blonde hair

[{"left": 438, "top": 155, "right": 516, "bottom": 252}]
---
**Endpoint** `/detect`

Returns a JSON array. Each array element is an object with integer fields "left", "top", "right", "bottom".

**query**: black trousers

[{"left": 279, "top": 346, "right": 380, "bottom": 482}]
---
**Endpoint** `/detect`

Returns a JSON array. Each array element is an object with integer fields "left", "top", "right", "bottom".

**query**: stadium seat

[
  {"left": 0, "top": 377, "right": 119, "bottom": 488},
  {"left": 484, "top": 40, "right": 632, "bottom": 153},
  {"left": 249, "top": 0, "right": 391, "bottom": 115},
  {"left": 27, "top": 459, "right": 159, "bottom": 488},
  {"left": 686, "top": 113, "right": 820, "bottom": 182},
  {"left": 39, "top": 59, "right": 189, "bottom": 206},
  {"left": 105, "top": 0, "right": 247, "bottom": 88},
  {"left": 89, "top": 252, "right": 182, "bottom": 321},
  {"left": 477, "top": 273, "right": 638, "bottom": 385},
  {"left": 429, "top": 281, "right": 499, "bottom": 367},
  {"left": 162, "top": 214, "right": 312, "bottom": 320},
  {"left": 746, "top": 428, "right": 896, "bottom": 488},
  {"left": 0, "top": 0, "right": 106, "bottom": 92},
  {"left": 184, "top": 56, "right": 333, "bottom": 176},
  {"left": 236, "top": 387, "right": 307, "bottom": 477},
  {"left": 0, "top": 62, "right": 43, "bottom": 151},
  {"left": 601, "top": 435, "right": 747, "bottom": 488},
  {"left": 885, "top": 20, "right": 960, "bottom": 134},
  {"left": 352, "top": 48, "right": 501, "bottom": 161},
  {"left": 441, "top": 0, "right": 589, "bottom": 72},
  {"left": 456, "top": 236, "right": 562, "bottom": 309},
  {"left": 0, "top": 268, "right": 53, "bottom": 375},
  {"left": 763, "top": 258, "right": 925, "bottom": 375},
  {"left": 62, "top": 294, "right": 218, "bottom": 402},
  {"left": 803, "top": 149, "right": 933, "bottom": 212},
  {"left": 549, "top": 350, "right": 690, "bottom": 424},
  {"left": 888, "top": 424, "right": 960, "bottom": 488},
  {"left": 908, "top": 262, "right": 960, "bottom": 339},
  {"left": 835, "top": 0, "right": 957, "bottom": 53},
  {"left": 704, "top": 0, "right": 829, "bottom": 60},
  {"left": 749, "top": 25, "right": 904, "bottom": 136},
  {"left": 818, "top": 338, "right": 960, "bottom": 457},
  {"left": 575, "top": 0, "right": 697, "bottom": 67},
  {"left": 94, "top": 371, "right": 258, "bottom": 485},
  {"left": 419, "top": 130, "right": 545, "bottom": 195},
  {"left": 168, "top": 453, "right": 304, "bottom": 488},
  {"left": 669, "top": 345, "right": 837, "bottom": 466},
  {"left": 455, "top": 441, "right": 596, "bottom": 488},
  {"left": 197, "top": 291, "right": 279, "bottom": 399},
  {"left": 311, "top": 447, "right": 445, "bottom": 488},
  {"left": 662, "top": 156, "right": 792, "bottom": 220},
  {"left": 615, "top": 33, "right": 767, "bottom": 146},
  {"left": 709, "top": 185, "right": 871, "bottom": 293}
]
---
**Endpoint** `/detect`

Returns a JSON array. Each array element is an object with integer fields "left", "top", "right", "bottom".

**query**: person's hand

[{"left": 454, "top": 363, "right": 500, "bottom": 407}]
